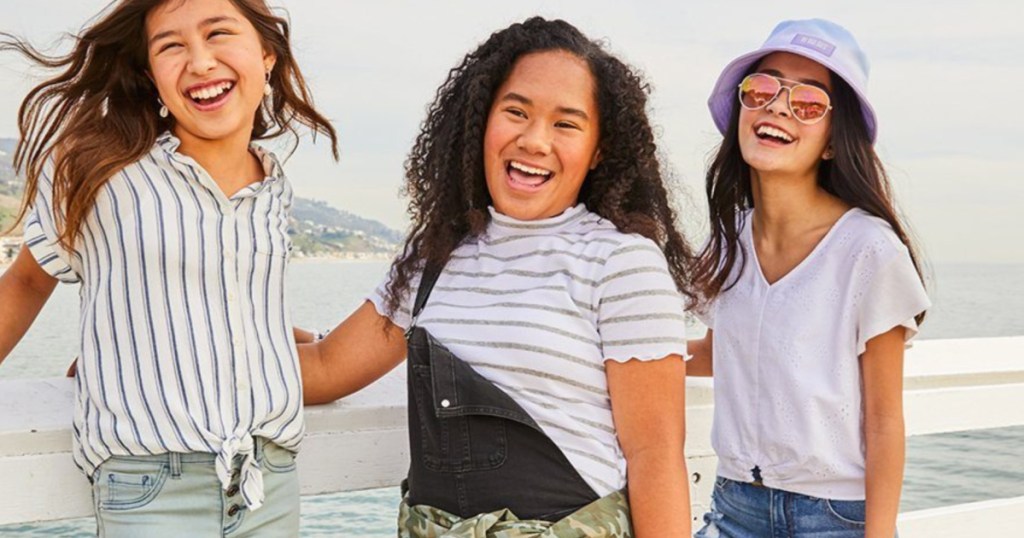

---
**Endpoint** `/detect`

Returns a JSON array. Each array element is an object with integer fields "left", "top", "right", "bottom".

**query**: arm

[
  {"left": 299, "top": 300, "right": 408, "bottom": 405},
  {"left": 861, "top": 326, "right": 907, "bottom": 538},
  {"left": 0, "top": 245, "right": 58, "bottom": 365},
  {"left": 293, "top": 326, "right": 317, "bottom": 345},
  {"left": 685, "top": 328, "right": 713, "bottom": 377},
  {"left": 606, "top": 354, "right": 690, "bottom": 536}
]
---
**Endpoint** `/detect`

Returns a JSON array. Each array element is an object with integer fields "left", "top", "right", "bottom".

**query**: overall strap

[{"left": 409, "top": 261, "right": 445, "bottom": 328}]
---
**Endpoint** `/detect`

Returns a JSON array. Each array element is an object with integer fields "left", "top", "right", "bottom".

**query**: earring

[
  {"left": 822, "top": 147, "right": 834, "bottom": 160},
  {"left": 263, "top": 71, "right": 272, "bottom": 97},
  {"left": 158, "top": 98, "right": 169, "bottom": 119}
]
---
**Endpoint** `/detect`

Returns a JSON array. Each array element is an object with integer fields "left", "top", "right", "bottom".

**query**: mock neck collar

[{"left": 486, "top": 204, "right": 589, "bottom": 237}]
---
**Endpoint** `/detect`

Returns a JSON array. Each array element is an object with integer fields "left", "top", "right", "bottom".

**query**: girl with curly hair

[
  {"left": 301, "top": 16, "right": 695, "bottom": 537},
  {"left": 0, "top": 0, "right": 336, "bottom": 534},
  {"left": 688, "top": 19, "right": 929, "bottom": 538}
]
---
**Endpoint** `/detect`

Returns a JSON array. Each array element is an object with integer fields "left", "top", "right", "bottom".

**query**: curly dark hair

[{"left": 383, "top": 16, "right": 695, "bottom": 318}]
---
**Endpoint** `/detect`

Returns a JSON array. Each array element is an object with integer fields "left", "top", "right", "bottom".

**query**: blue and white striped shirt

[{"left": 24, "top": 132, "right": 303, "bottom": 509}]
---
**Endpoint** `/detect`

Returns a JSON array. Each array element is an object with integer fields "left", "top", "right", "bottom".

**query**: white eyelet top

[{"left": 699, "top": 208, "right": 930, "bottom": 500}]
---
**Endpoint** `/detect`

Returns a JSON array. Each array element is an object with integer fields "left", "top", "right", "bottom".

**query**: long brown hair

[
  {"left": 693, "top": 68, "right": 927, "bottom": 323},
  {"left": 2, "top": 0, "right": 338, "bottom": 250},
  {"left": 384, "top": 17, "right": 696, "bottom": 319}
]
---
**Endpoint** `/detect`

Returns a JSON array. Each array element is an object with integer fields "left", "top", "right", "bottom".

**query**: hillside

[
  {"left": 291, "top": 197, "right": 403, "bottom": 256},
  {"left": 0, "top": 138, "right": 400, "bottom": 257}
]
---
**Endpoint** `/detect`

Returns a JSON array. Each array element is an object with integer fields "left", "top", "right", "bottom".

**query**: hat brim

[{"left": 708, "top": 47, "right": 878, "bottom": 142}]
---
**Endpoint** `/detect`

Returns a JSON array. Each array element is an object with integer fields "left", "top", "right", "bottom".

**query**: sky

[{"left": 1, "top": 0, "right": 1022, "bottom": 264}]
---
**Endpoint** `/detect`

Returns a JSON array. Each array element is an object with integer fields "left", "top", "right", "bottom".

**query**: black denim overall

[{"left": 402, "top": 264, "right": 600, "bottom": 521}]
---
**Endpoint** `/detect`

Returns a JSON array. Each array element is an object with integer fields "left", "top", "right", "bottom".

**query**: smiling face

[
  {"left": 146, "top": 0, "right": 274, "bottom": 148},
  {"left": 482, "top": 50, "right": 601, "bottom": 221},
  {"left": 738, "top": 52, "right": 833, "bottom": 178}
]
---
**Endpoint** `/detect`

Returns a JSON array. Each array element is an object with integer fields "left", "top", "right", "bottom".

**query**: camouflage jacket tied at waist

[{"left": 398, "top": 489, "right": 632, "bottom": 538}]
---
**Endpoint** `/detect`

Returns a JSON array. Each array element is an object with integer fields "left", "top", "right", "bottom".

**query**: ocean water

[{"left": 1, "top": 260, "right": 1022, "bottom": 536}]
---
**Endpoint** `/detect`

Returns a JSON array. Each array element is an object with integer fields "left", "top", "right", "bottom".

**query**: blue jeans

[
  {"left": 91, "top": 438, "right": 299, "bottom": 537},
  {"left": 695, "top": 476, "right": 879, "bottom": 538}
]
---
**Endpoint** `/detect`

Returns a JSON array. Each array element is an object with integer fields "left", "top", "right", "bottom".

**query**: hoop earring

[{"left": 158, "top": 98, "right": 169, "bottom": 119}]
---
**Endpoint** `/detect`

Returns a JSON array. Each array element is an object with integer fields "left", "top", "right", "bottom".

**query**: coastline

[
  {"left": 290, "top": 251, "right": 394, "bottom": 263},
  {"left": 0, "top": 251, "right": 394, "bottom": 273}
]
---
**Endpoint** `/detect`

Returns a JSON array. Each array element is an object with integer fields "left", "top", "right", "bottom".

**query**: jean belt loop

[
  {"left": 254, "top": 436, "right": 264, "bottom": 463},
  {"left": 169, "top": 452, "right": 182, "bottom": 479}
]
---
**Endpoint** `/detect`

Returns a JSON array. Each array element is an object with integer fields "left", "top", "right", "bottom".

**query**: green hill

[{"left": 0, "top": 194, "right": 20, "bottom": 235}]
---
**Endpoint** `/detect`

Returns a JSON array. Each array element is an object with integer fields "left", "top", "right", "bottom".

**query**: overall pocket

[{"left": 410, "top": 363, "right": 508, "bottom": 473}]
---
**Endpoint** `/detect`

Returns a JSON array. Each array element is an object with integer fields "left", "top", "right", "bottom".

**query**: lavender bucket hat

[{"left": 707, "top": 18, "right": 878, "bottom": 142}]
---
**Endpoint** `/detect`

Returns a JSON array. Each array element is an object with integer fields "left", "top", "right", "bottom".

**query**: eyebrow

[
  {"left": 149, "top": 16, "right": 240, "bottom": 44},
  {"left": 760, "top": 68, "right": 830, "bottom": 92},
  {"left": 499, "top": 92, "right": 592, "bottom": 122}
]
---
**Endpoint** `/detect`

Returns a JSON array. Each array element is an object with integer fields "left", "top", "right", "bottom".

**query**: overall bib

[{"left": 399, "top": 264, "right": 632, "bottom": 537}]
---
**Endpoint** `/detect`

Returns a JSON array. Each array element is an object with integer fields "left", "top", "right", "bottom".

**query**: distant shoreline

[
  {"left": 0, "top": 252, "right": 394, "bottom": 273},
  {"left": 291, "top": 252, "right": 394, "bottom": 263}
]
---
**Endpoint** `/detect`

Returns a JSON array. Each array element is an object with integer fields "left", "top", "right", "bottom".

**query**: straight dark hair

[
  {"left": 693, "top": 70, "right": 927, "bottom": 324},
  {"left": 2, "top": 0, "right": 338, "bottom": 249}
]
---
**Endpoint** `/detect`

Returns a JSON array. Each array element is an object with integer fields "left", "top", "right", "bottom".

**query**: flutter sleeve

[{"left": 855, "top": 250, "right": 930, "bottom": 355}]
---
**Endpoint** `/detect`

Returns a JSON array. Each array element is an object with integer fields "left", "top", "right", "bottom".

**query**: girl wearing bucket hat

[{"left": 687, "top": 19, "right": 930, "bottom": 538}]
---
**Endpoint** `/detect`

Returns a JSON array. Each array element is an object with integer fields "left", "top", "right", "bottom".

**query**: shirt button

[{"left": 440, "top": 399, "right": 450, "bottom": 408}]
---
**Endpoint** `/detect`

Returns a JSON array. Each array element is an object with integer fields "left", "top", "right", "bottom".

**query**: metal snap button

[
  {"left": 440, "top": 399, "right": 450, "bottom": 408},
  {"left": 226, "top": 485, "right": 239, "bottom": 497},
  {"left": 227, "top": 504, "right": 241, "bottom": 517}
]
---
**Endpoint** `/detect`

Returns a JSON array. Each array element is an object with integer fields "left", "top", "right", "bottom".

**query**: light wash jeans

[
  {"left": 694, "top": 476, "right": 892, "bottom": 538},
  {"left": 90, "top": 438, "right": 299, "bottom": 537}
]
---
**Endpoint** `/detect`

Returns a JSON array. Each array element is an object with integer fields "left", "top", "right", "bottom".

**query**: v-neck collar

[{"left": 745, "top": 207, "right": 860, "bottom": 288}]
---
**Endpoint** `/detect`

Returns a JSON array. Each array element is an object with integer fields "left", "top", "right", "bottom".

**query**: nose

[
  {"left": 516, "top": 120, "right": 552, "bottom": 155},
  {"left": 187, "top": 43, "right": 217, "bottom": 75},
  {"left": 764, "top": 85, "right": 792, "bottom": 119}
]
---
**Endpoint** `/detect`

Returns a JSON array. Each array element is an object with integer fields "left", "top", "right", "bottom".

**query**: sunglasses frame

[{"left": 737, "top": 73, "right": 833, "bottom": 125}]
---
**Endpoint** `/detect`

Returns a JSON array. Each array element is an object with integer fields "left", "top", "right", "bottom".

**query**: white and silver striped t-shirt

[
  {"left": 24, "top": 132, "right": 302, "bottom": 509},
  {"left": 370, "top": 204, "right": 688, "bottom": 495}
]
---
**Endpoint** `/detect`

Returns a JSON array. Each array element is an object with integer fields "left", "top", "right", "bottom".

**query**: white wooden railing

[{"left": 1, "top": 337, "right": 1022, "bottom": 536}]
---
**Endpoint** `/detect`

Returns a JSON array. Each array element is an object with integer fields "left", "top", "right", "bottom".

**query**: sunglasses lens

[
  {"left": 739, "top": 74, "right": 781, "bottom": 109},
  {"left": 790, "top": 85, "right": 831, "bottom": 122}
]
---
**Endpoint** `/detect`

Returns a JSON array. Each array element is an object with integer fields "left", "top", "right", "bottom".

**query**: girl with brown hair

[
  {"left": 0, "top": 0, "right": 336, "bottom": 535},
  {"left": 689, "top": 19, "right": 929, "bottom": 538}
]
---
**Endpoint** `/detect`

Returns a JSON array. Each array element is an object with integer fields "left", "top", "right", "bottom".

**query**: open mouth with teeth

[
  {"left": 186, "top": 81, "right": 235, "bottom": 108},
  {"left": 506, "top": 160, "right": 554, "bottom": 189},
  {"left": 755, "top": 124, "right": 794, "bottom": 145}
]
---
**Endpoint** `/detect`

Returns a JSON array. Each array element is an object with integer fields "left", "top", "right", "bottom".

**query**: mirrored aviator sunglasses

[{"left": 737, "top": 73, "right": 833, "bottom": 125}]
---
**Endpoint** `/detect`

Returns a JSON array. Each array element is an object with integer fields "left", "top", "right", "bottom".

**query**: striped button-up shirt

[{"left": 24, "top": 132, "right": 303, "bottom": 509}]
